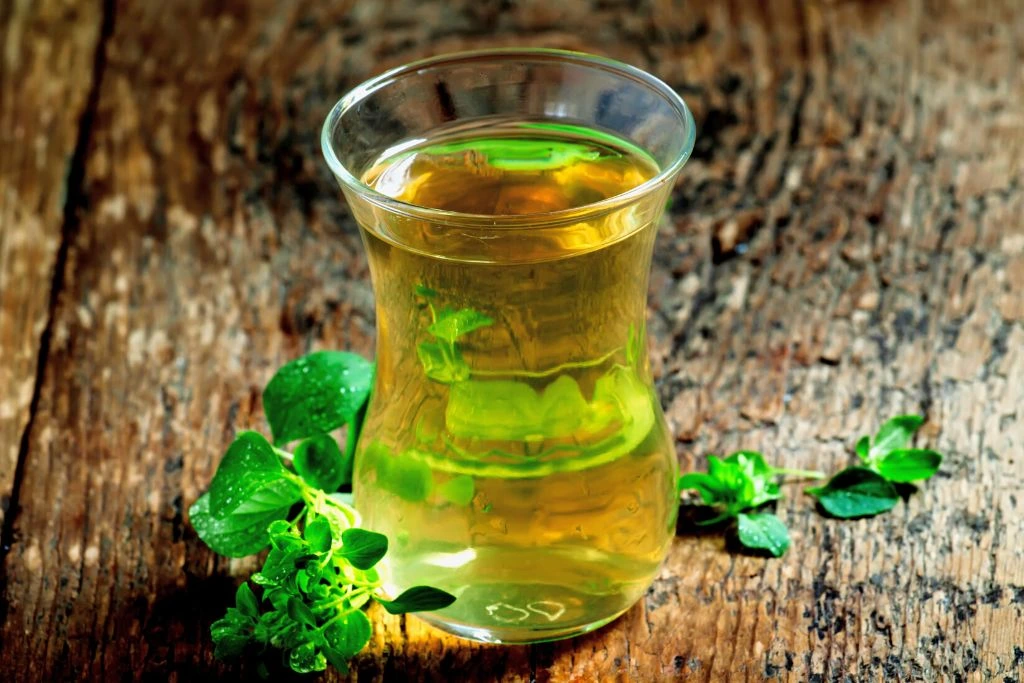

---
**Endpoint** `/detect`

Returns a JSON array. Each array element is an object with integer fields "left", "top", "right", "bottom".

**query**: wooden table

[{"left": 2, "top": 0, "right": 1022, "bottom": 680}]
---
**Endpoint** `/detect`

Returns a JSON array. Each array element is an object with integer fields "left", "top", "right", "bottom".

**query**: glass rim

[{"left": 320, "top": 48, "right": 696, "bottom": 229}]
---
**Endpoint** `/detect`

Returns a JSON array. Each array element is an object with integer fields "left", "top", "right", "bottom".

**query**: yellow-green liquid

[{"left": 352, "top": 123, "right": 678, "bottom": 642}]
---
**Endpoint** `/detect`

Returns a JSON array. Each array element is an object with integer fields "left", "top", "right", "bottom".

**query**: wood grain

[
  {"left": 0, "top": 0, "right": 105, "bottom": 527},
  {"left": 1, "top": 0, "right": 1022, "bottom": 681}
]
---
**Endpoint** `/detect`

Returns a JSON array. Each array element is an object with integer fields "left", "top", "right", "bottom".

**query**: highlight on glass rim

[{"left": 11, "top": 3, "right": 1000, "bottom": 679}]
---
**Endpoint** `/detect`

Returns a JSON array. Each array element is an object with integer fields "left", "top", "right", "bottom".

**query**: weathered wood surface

[
  {"left": 1, "top": 0, "right": 1022, "bottom": 680},
  {"left": 0, "top": 0, "right": 106, "bottom": 528}
]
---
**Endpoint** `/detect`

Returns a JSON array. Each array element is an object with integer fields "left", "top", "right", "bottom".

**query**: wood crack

[{"left": 0, "top": 0, "right": 116, "bottom": 633}]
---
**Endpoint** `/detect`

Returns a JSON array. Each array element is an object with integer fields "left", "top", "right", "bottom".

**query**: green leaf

[
  {"left": 211, "top": 612, "right": 254, "bottom": 659},
  {"left": 590, "top": 365, "right": 656, "bottom": 457},
  {"left": 264, "top": 587, "right": 290, "bottom": 612},
  {"left": 295, "top": 552, "right": 321, "bottom": 571},
  {"left": 415, "top": 283, "right": 438, "bottom": 298},
  {"left": 266, "top": 519, "right": 292, "bottom": 537},
  {"left": 294, "top": 434, "right": 347, "bottom": 492},
  {"left": 323, "top": 648, "right": 351, "bottom": 676},
  {"left": 678, "top": 472, "right": 727, "bottom": 505},
  {"left": 236, "top": 582, "right": 259, "bottom": 618},
  {"left": 680, "top": 450, "right": 788, "bottom": 520},
  {"left": 230, "top": 479, "right": 302, "bottom": 517},
  {"left": 340, "top": 528, "right": 388, "bottom": 570},
  {"left": 875, "top": 448, "right": 942, "bottom": 483},
  {"left": 376, "top": 586, "right": 457, "bottom": 614},
  {"left": 316, "top": 502, "right": 356, "bottom": 548},
  {"left": 267, "top": 525, "right": 304, "bottom": 554},
  {"left": 537, "top": 375, "right": 591, "bottom": 435},
  {"left": 445, "top": 380, "right": 541, "bottom": 440},
  {"left": 807, "top": 467, "right": 899, "bottom": 518},
  {"left": 287, "top": 597, "right": 316, "bottom": 627},
  {"left": 288, "top": 641, "right": 326, "bottom": 674},
  {"left": 870, "top": 414, "right": 924, "bottom": 461},
  {"left": 323, "top": 609, "right": 372, "bottom": 658},
  {"left": 427, "top": 308, "right": 494, "bottom": 343},
  {"left": 189, "top": 492, "right": 288, "bottom": 558},
  {"left": 304, "top": 516, "right": 333, "bottom": 553},
  {"left": 263, "top": 351, "right": 374, "bottom": 445},
  {"left": 735, "top": 513, "right": 790, "bottom": 557},
  {"left": 208, "top": 432, "right": 301, "bottom": 518},
  {"left": 373, "top": 446, "right": 434, "bottom": 502},
  {"left": 211, "top": 631, "right": 251, "bottom": 660},
  {"left": 253, "top": 547, "right": 298, "bottom": 586},
  {"left": 707, "top": 456, "right": 756, "bottom": 510},
  {"left": 417, "top": 341, "right": 469, "bottom": 383},
  {"left": 438, "top": 475, "right": 475, "bottom": 506},
  {"left": 855, "top": 435, "right": 870, "bottom": 461},
  {"left": 445, "top": 374, "right": 617, "bottom": 443},
  {"left": 723, "top": 451, "right": 780, "bottom": 508},
  {"left": 723, "top": 451, "right": 771, "bottom": 477}
]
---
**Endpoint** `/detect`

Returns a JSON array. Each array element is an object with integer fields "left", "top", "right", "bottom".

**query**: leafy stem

[
  {"left": 415, "top": 284, "right": 494, "bottom": 384},
  {"left": 806, "top": 414, "right": 941, "bottom": 518},
  {"left": 678, "top": 451, "right": 797, "bottom": 557},
  {"left": 770, "top": 467, "right": 825, "bottom": 480},
  {"left": 190, "top": 348, "right": 455, "bottom": 678},
  {"left": 679, "top": 415, "right": 944, "bottom": 554}
]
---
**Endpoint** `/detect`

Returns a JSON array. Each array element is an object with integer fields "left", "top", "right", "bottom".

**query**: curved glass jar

[{"left": 322, "top": 49, "right": 694, "bottom": 644}]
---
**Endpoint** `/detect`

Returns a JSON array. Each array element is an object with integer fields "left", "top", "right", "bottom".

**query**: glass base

[
  {"left": 377, "top": 543, "right": 665, "bottom": 645},
  {"left": 412, "top": 605, "right": 629, "bottom": 645}
]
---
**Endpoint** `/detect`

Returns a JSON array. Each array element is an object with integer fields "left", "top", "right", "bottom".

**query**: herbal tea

[{"left": 351, "top": 122, "right": 678, "bottom": 642}]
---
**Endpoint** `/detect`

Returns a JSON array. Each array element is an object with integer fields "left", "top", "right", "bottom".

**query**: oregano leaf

[
  {"left": 208, "top": 432, "right": 301, "bottom": 519},
  {"left": 735, "top": 513, "right": 790, "bottom": 557},
  {"left": 294, "top": 433, "right": 347, "bottom": 492},
  {"left": 427, "top": 308, "right": 494, "bottom": 343},
  {"left": 339, "top": 528, "right": 388, "bottom": 570},
  {"left": 855, "top": 435, "right": 870, "bottom": 462},
  {"left": 304, "top": 515, "right": 333, "bottom": 553},
  {"left": 376, "top": 586, "right": 457, "bottom": 614},
  {"left": 324, "top": 610, "right": 372, "bottom": 658},
  {"left": 870, "top": 414, "right": 924, "bottom": 461},
  {"left": 236, "top": 582, "right": 259, "bottom": 618},
  {"left": 875, "top": 448, "right": 942, "bottom": 483},
  {"left": 807, "top": 467, "right": 899, "bottom": 518},
  {"left": 263, "top": 351, "right": 373, "bottom": 445},
  {"left": 189, "top": 492, "right": 288, "bottom": 558}
]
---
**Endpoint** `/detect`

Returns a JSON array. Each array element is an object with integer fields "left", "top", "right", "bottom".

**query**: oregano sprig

[
  {"left": 679, "top": 414, "right": 944, "bottom": 555},
  {"left": 807, "top": 414, "right": 942, "bottom": 518},
  {"left": 414, "top": 285, "right": 494, "bottom": 383},
  {"left": 189, "top": 351, "right": 455, "bottom": 677},
  {"left": 678, "top": 451, "right": 823, "bottom": 557}
]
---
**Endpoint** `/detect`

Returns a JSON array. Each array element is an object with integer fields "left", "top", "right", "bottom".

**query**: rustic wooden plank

[
  {"left": 0, "top": 0, "right": 105, "bottom": 527},
  {"left": 1, "top": 0, "right": 1022, "bottom": 681},
  {"left": 644, "top": 1, "right": 1024, "bottom": 680},
  {"left": 0, "top": 0, "right": 532, "bottom": 679}
]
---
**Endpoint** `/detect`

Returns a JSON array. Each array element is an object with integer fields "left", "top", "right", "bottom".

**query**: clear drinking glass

[{"left": 322, "top": 49, "right": 695, "bottom": 644}]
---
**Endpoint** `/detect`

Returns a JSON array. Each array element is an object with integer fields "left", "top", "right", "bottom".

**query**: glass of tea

[{"left": 322, "top": 49, "right": 695, "bottom": 644}]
